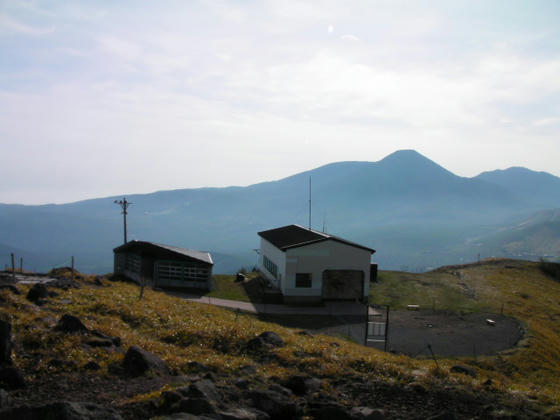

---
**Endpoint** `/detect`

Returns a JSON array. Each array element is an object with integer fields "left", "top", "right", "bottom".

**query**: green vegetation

[
  {"left": 371, "top": 259, "right": 560, "bottom": 406},
  {"left": 205, "top": 272, "right": 265, "bottom": 303}
]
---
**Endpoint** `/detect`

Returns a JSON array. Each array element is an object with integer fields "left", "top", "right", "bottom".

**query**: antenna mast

[{"left": 308, "top": 176, "right": 312, "bottom": 230}]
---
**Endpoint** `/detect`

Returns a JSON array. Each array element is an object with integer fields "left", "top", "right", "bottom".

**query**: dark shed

[{"left": 113, "top": 240, "right": 213, "bottom": 290}]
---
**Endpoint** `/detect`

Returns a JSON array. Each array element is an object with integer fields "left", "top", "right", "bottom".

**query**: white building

[{"left": 257, "top": 225, "right": 375, "bottom": 303}]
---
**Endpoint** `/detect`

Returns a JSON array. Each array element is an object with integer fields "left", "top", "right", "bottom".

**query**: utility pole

[{"left": 114, "top": 197, "right": 132, "bottom": 244}]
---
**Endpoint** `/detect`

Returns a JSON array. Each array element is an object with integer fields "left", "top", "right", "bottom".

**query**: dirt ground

[{"left": 260, "top": 309, "right": 525, "bottom": 358}]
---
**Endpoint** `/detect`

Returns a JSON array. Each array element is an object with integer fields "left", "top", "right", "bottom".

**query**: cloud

[
  {"left": 0, "top": 15, "right": 55, "bottom": 36},
  {"left": 340, "top": 34, "right": 359, "bottom": 42},
  {"left": 328, "top": 24, "right": 334, "bottom": 34}
]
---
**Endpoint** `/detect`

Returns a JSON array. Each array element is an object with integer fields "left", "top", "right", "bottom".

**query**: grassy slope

[
  {"left": 1, "top": 263, "right": 559, "bottom": 416},
  {"left": 371, "top": 259, "right": 560, "bottom": 405}
]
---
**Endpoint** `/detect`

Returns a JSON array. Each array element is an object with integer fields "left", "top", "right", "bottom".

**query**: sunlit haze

[{"left": 2, "top": 1, "right": 560, "bottom": 204}]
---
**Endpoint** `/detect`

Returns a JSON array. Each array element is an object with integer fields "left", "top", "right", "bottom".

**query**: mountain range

[{"left": 1, "top": 149, "right": 559, "bottom": 274}]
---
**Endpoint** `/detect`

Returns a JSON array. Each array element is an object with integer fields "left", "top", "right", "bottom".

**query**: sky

[{"left": 1, "top": 0, "right": 560, "bottom": 205}]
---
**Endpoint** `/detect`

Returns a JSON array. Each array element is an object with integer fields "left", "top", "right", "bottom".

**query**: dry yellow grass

[
  {"left": 371, "top": 259, "right": 560, "bottom": 407},
  {"left": 1, "top": 261, "right": 559, "bottom": 413}
]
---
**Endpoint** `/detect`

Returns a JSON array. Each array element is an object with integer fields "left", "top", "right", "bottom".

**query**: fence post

[
  {"left": 19, "top": 257, "right": 23, "bottom": 272},
  {"left": 363, "top": 298, "right": 369, "bottom": 346},
  {"left": 384, "top": 305, "right": 390, "bottom": 352}
]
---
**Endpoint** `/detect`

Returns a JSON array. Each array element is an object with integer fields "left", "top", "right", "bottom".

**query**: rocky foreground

[{"left": 0, "top": 272, "right": 556, "bottom": 419}]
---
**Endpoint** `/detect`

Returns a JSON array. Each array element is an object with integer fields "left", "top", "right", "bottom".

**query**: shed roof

[
  {"left": 258, "top": 224, "right": 375, "bottom": 254},
  {"left": 113, "top": 240, "right": 213, "bottom": 265}
]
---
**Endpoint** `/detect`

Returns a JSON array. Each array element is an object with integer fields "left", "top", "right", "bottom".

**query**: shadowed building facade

[{"left": 113, "top": 240, "right": 213, "bottom": 290}]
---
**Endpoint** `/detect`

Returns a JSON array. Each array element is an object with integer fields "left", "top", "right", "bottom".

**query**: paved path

[{"left": 165, "top": 291, "right": 379, "bottom": 316}]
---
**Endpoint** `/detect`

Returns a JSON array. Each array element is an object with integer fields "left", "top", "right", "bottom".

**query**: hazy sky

[{"left": 2, "top": 1, "right": 560, "bottom": 205}]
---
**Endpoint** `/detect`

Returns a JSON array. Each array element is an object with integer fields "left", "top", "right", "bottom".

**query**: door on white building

[{"left": 322, "top": 270, "right": 364, "bottom": 300}]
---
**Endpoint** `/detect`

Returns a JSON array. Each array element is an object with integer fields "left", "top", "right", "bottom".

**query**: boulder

[
  {"left": 183, "top": 379, "right": 220, "bottom": 402},
  {"left": 427, "top": 412, "right": 457, "bottom": 420},
  {"left": 0, "top": 388, "right": 12, "bottom": 409},
  {"left": 175, "top": 397, "right": 217, "bottom": 416},
  {"left": 450, "top": 365, "right": 477, "bottom": 378},
  {"left": 186, "top": 361, "right": 213, "bottom": 373},
  {"left": 219, "top": 408, "right": 271, "bottom": 420},
  {"left": 0, "top": 367, "right": 25, "bottom": 390},
  {"left": 83, "top": 361, "right": 101, "bottom": 371},
  {"left": 0, "top": 320, "right": 12, "bottom": 365},
  {"left": 122, "top": 345, "right": 169, "bottom": 376},
  {"left": 350, "top": 407, "right": 386, "bottom": 420},
  {"left": 0, "top": 401, "right": 123, "bottom": 420},
  {"left": 92, "top": 330, "right": 121, "bottom": 347},
  {"left": 246, "top": 389, "right": 298, "bottom": 420},
  {"left": 84, "top": 337, "right": 114, "bottom": 348},
  {"left": 247, "top": 332, "right": 284, "bottom": 352},
  {"left": 283, "top": 375, "right": 322, "bottom": 396},
  {"left": 308, "top": 402, "right": 352, "bottom": 420},
  {"left": 259, "top": 332, "right": 284, "bottom": 347},
  {"left": 157, "top": 413, "right": 214, "bottom": 420},
  {"left": 54, "top": 315, "right": 89, "bottom": 333},
  {"left": 26, "top": 283, "right": 48, "bottom": 304}
]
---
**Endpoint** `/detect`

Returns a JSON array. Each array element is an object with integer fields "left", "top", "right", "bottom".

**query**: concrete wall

[
  {"left": 258, "top": 238, "right": 287, "bottom": 291},
  {"left": 284, "top": 240, "right": 371, "bottom": 299}
]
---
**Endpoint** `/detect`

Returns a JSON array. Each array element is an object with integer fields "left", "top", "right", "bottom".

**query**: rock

[
  {"left": 246, "top": 389, "right": 298, "bottom": 420},
  {"left": 268, "top": 384, "right": 292, "bottom": 397},
  {"left": 247, "top": 337, "right": 268, "bottom": 352},
  {"left": 450, "top": 365, "right": 477, "bottom": 378},
  {"left": 186, "top": 361, "right": 213, "bottom": 373},
  {"left": 94, "top": 276, "right": 104, "bottom": 286},
  {"left": 283, "top": 375, "right": 322, "bottom": 396},
  {"left": 157, "top": 413, "right": 214, "bottom": 420},
  {"left": 122, "top": 345, "right": 169, "bottom": 376},
  {"left": 427, "top": 412, "right": 456, "bottom": 420},
  {"left": 259, "top": 332, "right": 284, "bottom": 347},
  {"left": 83, "top": 361, "right": 101, "bottom": 371},
  {"left": 48, "top": 291, "right": 59, "bottom": 298},
  {"left": 50, "top": 277, "right": 80, "bottom": 290},
  {"left": 161, "top": 390, "right": 183, "bottom": 408},
  {"left": 184, "top": 379, "right": 220, "bottom": 402},
  {"left": 406, "top": 382, "right": 427, "bottom": 394},
  {"left": 84, "top": 337, "right": 114, "bottom": 348},
  {"left": 0, "top": 285, "right": 20, "bottom": 295},
  {"left": 308, "top": 402, "right": 351, "bottom": 420},
  {"left": 235, "top": 378, "right": 250, "bottom": 389},
  {"left": 26, "top": 283, "right": 48, "bottom": 304},
  {"left": 0, "top": 320, "right": 12, "bottom": 365},
  {"left": 54, "top": 314, "right": 89, "bottom": 333},
  {"left": 175, "top": 397, "right": 217, "bottom": 416},
  {"left": 236, "top": 273, "right": 246, "bottom": 282},
  {"left": 247, "top": 332, "right": 284, "bottom": 352},
  {"left": 0, "top": 388, "right": 12, "bottom": 409},
  {"left": 350, "top": 406, "right": 385, "bottom": 420},
  {"left": 219, "top": 408, "right": 271, "bottom": 420},
  {"left": 238, "top": 365, "right": 257, "bottom": 375},
  {"left": 0, "top": 367, "right": 25, "bottom": 389},
  {"left": 92, "top": 330, "right": 121, "bottom": 347},
  {"left": 0, "top": 401, "right": 123, "bottom": 420}
]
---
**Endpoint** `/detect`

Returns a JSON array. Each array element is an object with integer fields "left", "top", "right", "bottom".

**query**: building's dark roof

[
  {"left": 113, "top": 240, "right": 213, "bottom": 264},
  {"left": 258, "top": 225, "right": 375, "bottom": 254}
]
